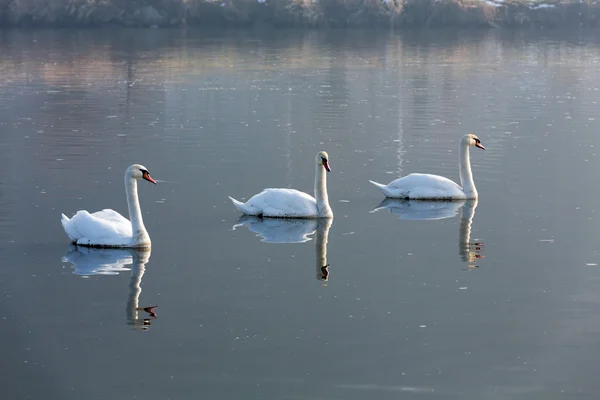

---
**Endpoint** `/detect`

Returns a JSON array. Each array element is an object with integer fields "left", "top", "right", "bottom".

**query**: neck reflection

[
  {"left": 232, "top": 216, "right": 334, "bottom": 282},
  {"left": 62, "top": 246, "right": 158, "bottom": 330},
  {"left": 459, "top": 199, "right": 484, "bottom": 270},
  {"left": 316, "top": 218, "right": 332, "bottom": 282},
  {"left": 371, "top": 198, "right": 484, "bottom": 269}
]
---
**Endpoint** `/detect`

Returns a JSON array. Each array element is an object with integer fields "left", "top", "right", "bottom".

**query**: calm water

[{"left": 2, "top": 28, "right": 600, "bottom": 399}]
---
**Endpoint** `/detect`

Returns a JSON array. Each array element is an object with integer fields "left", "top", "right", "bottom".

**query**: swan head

[
  {"left": 463, "top": 134, "right": 485, "bottom": 150},
  {"left": 127, "top": 164, "right": 157, "bottom": 184},
  {"left": 317, "top": 151, "right": 331, "bottom": 172}
]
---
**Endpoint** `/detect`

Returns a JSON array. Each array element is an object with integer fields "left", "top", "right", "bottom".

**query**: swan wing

[
  {"left": 244, "top": 188, "right": 318, "bottom": 218},
  {"left": 383, "top": 173, "right": 466, "bottom": 200},
  {"left": 62, "top": 209, "right": 132, "bottom": 245}
]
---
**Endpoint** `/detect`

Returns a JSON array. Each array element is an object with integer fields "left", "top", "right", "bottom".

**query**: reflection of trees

[
  {"left": 311, "top": 35, "right": 351, "bottom": 139},
  {"left": 0, "top": 28, "right": 597, "bottom": 175}
]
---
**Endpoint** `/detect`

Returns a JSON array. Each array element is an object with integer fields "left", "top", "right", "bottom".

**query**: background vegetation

[{"left": 0, "top": 0, "right": 598, "bottom": 28}]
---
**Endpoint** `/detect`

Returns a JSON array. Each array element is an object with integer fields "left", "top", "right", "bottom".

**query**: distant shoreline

[{"left": 1, "top": 1, "right": 599, "bottom": 29}]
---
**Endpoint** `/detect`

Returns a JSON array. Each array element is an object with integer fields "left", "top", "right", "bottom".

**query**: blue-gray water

[{"left": 2, "top": 28, "right": 600, "bottom": 399}]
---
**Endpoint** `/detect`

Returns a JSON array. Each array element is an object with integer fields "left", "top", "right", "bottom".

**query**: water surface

[{"left": 2, "top": 28, "right": 600, "bottom": 399}]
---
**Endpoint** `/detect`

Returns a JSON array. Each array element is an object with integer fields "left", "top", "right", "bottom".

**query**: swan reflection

[
  {"left": 371, "top": 198, "right": 465, "bottom": 221},
  {"left": 62, "top": 245, "right": 133, "bottom": 276},
  {"left": 371, "top": 199, "right": 484, "bottom": 268},
  {"left": 232, "top": 216, "right": 333, "bottom": 282},
  {"left": 232, "top": 216, "right": 318, "bottom": 243},
  {"left": 459, "top": 200, "right": 484, "bottom": 270},
  {"left": 61, "top": 247, "right": 158, "bottom": 330},
  {"left": 315, "top": 218, "right": 332, "bottom": 281}
]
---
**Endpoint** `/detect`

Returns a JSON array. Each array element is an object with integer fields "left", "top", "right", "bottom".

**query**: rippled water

[{"left": 2, "top": 28, "right": 600, "bottom": 399}]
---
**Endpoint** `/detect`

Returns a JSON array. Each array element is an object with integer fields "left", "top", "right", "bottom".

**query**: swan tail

[
  {"left": 369, "top": 180, "right": 391, "bottom": 196},
  {"left": 229, "top": 196, "right": 258, "bottom": 216},
  {"left": 61, "top": 213, "right": 78, "bottom": 242}
]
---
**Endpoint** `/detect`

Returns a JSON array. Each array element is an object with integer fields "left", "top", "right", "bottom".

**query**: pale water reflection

[
  {"left": 62, "top": 246, "right": 133, "bottom": 276},
  {"left": 232, "top": 217, "right": 332, "bottom": 281},
  {"left": 232, "top": 216, "right": 319, "bottom": 243},
  {"left": 372, "top": 199, "right": 484, "bottom": 270},
  {"left": 371, "top": 199, "right": 465, "bottom": 220},
  {"left": 458, "top": 200, "right": 484, "bottom": 270},
  {"left": 315, "top": 218, "right": 332, "bottom": 282},
  {"left": 62, "top": 247, "right": 158, "bottom": 330}
]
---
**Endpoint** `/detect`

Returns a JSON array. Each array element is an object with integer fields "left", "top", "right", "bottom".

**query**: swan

[
  {"left": 61, "top": 164, "right": 157, "bottom": 248},
  {"left": 369, "top": 134, "right": 485, "bottom": 200},
  {"left": 229, "top": 151, "right": 333, "bottom": 218}
]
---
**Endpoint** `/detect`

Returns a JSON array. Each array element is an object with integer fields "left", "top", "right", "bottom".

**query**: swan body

[
  {"left": 229, "top": 151, "right": 333, "bottom": 219},
  {"left": 61, "top": 164, "right": 157, "bottom": 248},
  {"left": 370, "top": 134, "right": 484, "bottom": 200}
]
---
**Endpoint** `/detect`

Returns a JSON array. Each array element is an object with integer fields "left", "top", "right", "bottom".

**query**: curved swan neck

[
  {"left": 459, "top": 143, "right": 477, "bottom": 198},
  {"left": 314, "top": 163, "right": 333, "bottom": 218},
  {"left": 125, "top": 175, "right": 150, "bottom": 246}
]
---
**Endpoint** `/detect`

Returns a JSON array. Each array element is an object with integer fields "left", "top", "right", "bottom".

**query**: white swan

[
  {"left": 229, "top": 151, "right": 333, "bottom": 218},
  {"left": 369, "top": 134, "right": 485, "bottom": 200},
  {"left": 61, "top": 164, "right": 157, "bottom": 248}
]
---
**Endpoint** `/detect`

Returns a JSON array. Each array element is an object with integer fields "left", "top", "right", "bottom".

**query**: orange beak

[{"left": 143, "top": 172, "right": 157, "bottom": 184}]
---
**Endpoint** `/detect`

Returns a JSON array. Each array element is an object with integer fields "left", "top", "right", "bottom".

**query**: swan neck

[
  {"left": 314, "top": 164, "right": 332, "bottom": 218},
  {"left": 125, "top": 176, "right": 149, "bottom": 246},
  {"left": 459, "top": 143, "right": 477, "bottom": 198}
]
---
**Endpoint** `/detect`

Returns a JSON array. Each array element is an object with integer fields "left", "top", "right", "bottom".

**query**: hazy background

[{"left": 1, "top": 0, "right": 598, "bottom": 29}]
